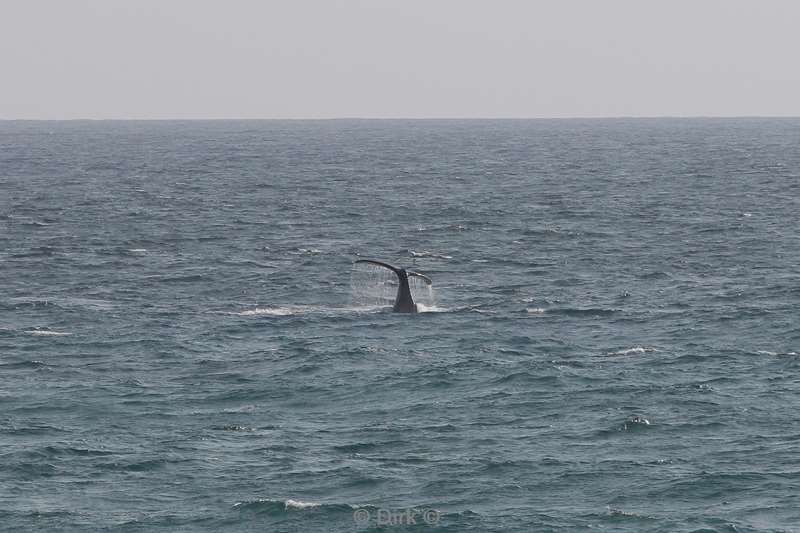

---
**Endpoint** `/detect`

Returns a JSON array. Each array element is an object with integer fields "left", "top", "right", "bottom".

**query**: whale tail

[{"left": 354, "top": 259, "right": 432, "bottom": 313}]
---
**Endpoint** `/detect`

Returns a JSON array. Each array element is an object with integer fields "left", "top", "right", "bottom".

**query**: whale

[{"left": 355, "top": 259, "right": 432, "bottom": 313}]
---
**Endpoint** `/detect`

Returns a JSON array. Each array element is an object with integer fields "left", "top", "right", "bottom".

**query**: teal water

[{"left": 1, "top": 119, "right": 799, "bottom": 532}]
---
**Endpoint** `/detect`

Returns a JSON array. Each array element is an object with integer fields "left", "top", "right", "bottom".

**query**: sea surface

[{"left": 1, "top": 119, "right": 799, "bottom": 532}]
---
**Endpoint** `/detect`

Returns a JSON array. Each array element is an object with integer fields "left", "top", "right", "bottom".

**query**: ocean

[{"left": 1, "top": 118, "right": 799, "bottom": 532}]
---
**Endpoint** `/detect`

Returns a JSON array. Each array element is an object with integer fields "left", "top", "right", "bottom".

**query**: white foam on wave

[
  {"left": 238, "top": 307, "right": 298, "bottom": 316},
  {"left": 238, "top": 303, "right": 453, "bottom": 315},
  {"left": 232, "top": 497, "right": 353, "bottom": 512},
  {"left": 129, "top": 248, "right": 147, "bottom": 253},
  {"left": 609, "top": 346, "right": 656, "bottom": 356},
  {"left": 607, "top": 506, "right": 646, "bottom": 517},
  {"left": 410, "top": 250, "right": 452, "bottom": 260},
  {"left": 236, "top": 305, "right": 386, "bottom": 316},
  {"left": 755, "top": 350, "right": 798, "bottom": 357},
  {"left": 526, "top": 308, "right": 546, "bottom": 314},
  {"left": 24, "top": 330, "right": 72, "bottom": 336},
  {"left": 284, "top": 499, "right": 321, "bottom": 510},
  {"left": 416, "top": 303, "right": 449, "bottom": 313}
]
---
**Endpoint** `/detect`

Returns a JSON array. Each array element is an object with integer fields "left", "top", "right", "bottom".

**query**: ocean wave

[
  {"left": 754, "top": 349, "right": 798, "bottom": 357},
  {"left": 233, "top": 498, "right": 352, "bottom": 514},
  {"left": 526, "top": 307, "right": 546, "bottom": 314},
  {"left": 24, "top": 330, "right": 72, "bottom": 336},
  {"left": 237, "top": 306, "right": 300, "bottom": 316},
  {"left": 415, "top": 303, "right": 449, "bottom": 313},
  {"left": 285, "top": 499, "right": 322, "bottom": 510},
  {"left": 605, "top": 506, "right": 656, "bottom": 521},
  {"left": 595, "top": 415, "right": 654, "bottom": 437},
  {"left": 7, "top": 297, "right": 53, "bottom": 308},
  {"left": 10, "top": 246, "right": 58, "bottom": 258},
  {"left": 233, "top": 304, "right": 450, "bottom": 316},
  {"left": 608, "top": 346, "right": 657, "bottom": 356},
  {"left": 9, "top": 296, "right": 113, "bottom": 311},
  {"left": 621, "top": 415, "right": 651, "bottom": 431},
  {"left": 413, "top": 223, "right": 468, "bottom": 233},
  {"left": 0, "top": 360, "right": 48, "bottom": 369},
  {"left": 38, "top": 445, "right": 114, "bottom": 457},
  {"left": 409, "top": 250, "right": 453, "bottom": 260},
  {"left": 638, "top": 271, "right": 670, "bottom": 280},
  {"left": 549, "top": 307, "right": 621, "bottom": 317},
  {"left": 522, "top": 227, "right": 565, "bottom": 237},
  {"left": 211, "top": 424, "right": 254, "bottom": 432},
  {"left": 492, "top": 371, "right": 559, "bottom": 385},
  {"left": 235, "top": 305, "right": 383, "bottom": 316},
  {"left": 152, "top": 274, "right": 210, "bottom": 283}
]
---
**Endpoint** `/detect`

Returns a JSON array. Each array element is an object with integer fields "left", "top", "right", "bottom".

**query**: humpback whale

[{"left": 355, "top": 259, "right": 432, "bottom": 313}]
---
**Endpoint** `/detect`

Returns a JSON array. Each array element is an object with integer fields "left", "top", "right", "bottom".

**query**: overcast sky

[{"left": 2, "top": 0, "right": 799, "bottom": 119}]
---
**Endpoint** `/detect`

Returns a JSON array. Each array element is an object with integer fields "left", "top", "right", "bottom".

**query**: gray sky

[{"left": 2, "top": 0, "right": 799, "bottom": 119}]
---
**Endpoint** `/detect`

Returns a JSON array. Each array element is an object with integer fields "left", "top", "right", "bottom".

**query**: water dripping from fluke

[{"left": 350, "top": 259, "right": 436, "bottom": 313}]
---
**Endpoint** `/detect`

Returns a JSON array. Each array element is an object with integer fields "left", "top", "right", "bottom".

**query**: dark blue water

[{"left": 2, "top": 119, "right": 799, "bottom": 532}]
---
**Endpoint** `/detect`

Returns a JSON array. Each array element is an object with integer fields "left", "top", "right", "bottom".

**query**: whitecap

[
  {"left": 237, "top": 307, "right": 299, "bottom": 316},
  {"left": 25, "top": 330, "right": 72, "bottom": 336},
  {"left": 609, "top": 346, "right": 656, "bottom": 356},
  {"left": 526, "top": 308, "right": 546, "bottom": 314},
  {"left": 409, "top": 250, "right": 452, "bottom": 259},
  {"left": 416, "top": 304, "right": 449, "bottom": 313},
  {"left": 607, "top": 506, "right": 644, "bottom": 517},
  {"left": 758, "top": 350, "right": 799, "bottom": 357},
  {"left": 128, "top": 248, "right": 147, "bottom": 253},
  {"left": 621, "top": 415, "right": 651, "bottom": 430},
  {"left": 232, "top": 498, "right": 353, "bottom": 512},
  {"left": 236, "top": 305, "right": 385, "bottom": 316},
  {"left": 285, "top": 499, "right": 321, "bottom": 510}
]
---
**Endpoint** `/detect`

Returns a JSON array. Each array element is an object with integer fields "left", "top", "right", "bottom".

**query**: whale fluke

[{"left": 355, "top": 259, "right": 432, "bottom": 313}]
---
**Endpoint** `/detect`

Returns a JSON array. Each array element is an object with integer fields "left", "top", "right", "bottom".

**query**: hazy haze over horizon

[{"left": 2, "top": 0, "right": 799, "bottom": 120}]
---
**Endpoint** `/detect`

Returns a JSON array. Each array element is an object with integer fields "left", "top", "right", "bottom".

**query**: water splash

[
  {"left": 350, "top": 262, "right": 397, "bottom": 309},
  {"left": 409, "top": 274, "right": 436, "bottom": 308},
  {"left": 350, "top": 262, "right": 436, "bottom": 309}
]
